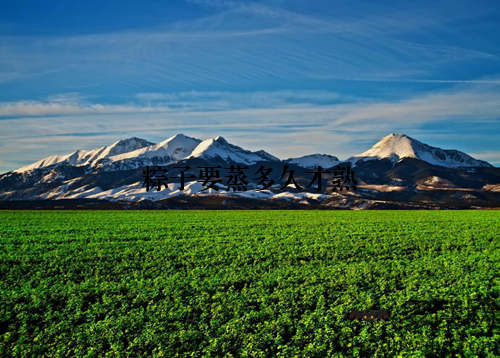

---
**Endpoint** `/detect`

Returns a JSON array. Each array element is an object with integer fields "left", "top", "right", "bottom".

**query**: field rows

[{"left": 1, "top": 210, "right": 500, "bottom": 357}]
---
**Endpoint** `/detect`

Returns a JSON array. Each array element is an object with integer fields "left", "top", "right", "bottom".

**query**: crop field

[{"left": 1, "top": 210, "right": 500, "bottom": 357}]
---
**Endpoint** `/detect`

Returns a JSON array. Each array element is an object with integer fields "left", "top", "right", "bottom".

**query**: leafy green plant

[{"left": 0, "top": 210, "right": 499, "bottom": 357}]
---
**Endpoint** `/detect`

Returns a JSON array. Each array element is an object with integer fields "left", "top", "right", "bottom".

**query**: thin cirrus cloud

[
  {"left": 331, "top": 82, "right": 500, "bottom": 127},
  {"left": 0, "top": 90, "right": 341, "bottom": 118},
  {"left": 0, "top": 101, "right": 171, "bottom": 117},
  {"left": 1, "top": 82, "right": 499, "bottom": 122},
  {"left": 0, "top": 82, "right": 499, "bottom": 173},
  {"left": 468, "top": 151, "right": 500, "bottom": 165},
  {"left": 0, "top": 0, "right": 500, "bottom": 173},
  {"left": 0, "top": 0, "right": 498, "bottom": 95},
  {"left": 135, "top": 90, "right": 341, "bottom": 106}
]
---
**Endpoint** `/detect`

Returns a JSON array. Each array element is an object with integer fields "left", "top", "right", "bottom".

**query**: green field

[{"left": 1, "top": 210, "right": 500, "bottom": 357}]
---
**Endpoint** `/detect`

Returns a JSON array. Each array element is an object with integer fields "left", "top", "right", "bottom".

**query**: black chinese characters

[{"left": 142, "top": 164, "right": 357, "bottom": 193}]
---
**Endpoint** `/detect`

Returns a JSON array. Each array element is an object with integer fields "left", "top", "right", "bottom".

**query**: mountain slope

[
  {"left": 347, "top": 133, "right": 492, "bottom": 168},
  {"left": 99, "top": 134, "right": 202, "bottom": 171},
  {"left": 108, "top": 134, "right": 201, "bottom": 162},
  {"left": 284, "top": 154, "right": 340, "bottom": 169},
  {"left": 14, "top": 137, "right": 155, "bottom": 173},
  {"left": 186, "top": 136, "right": 280, "bottom": 165},
  {"left": 2, "top": 132, "right": 499, "bottom": 209}
]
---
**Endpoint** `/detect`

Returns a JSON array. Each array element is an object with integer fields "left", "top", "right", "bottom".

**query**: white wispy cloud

[
  {"left": 467, "top": 151, "right": 500, "bottom": 166},
  {"left": 331, "top": 82, "right": 500, "bottom": 126},
  {"left": 135, "top": 90, "right": 341, "bottom": 105},
  {"left": 0, "top": 68, "right": 66, "bottom": 84},
  {"left": 1, "top": 81, "right": 499, "bottom": 173},
  {"left": 187, "top": 0, "right": 333, "bottom": 27},
  {"left": 2, "top": 82, "right": 500, "bottom": 123},
  {"left": 0, "top": 90, "right": 342, "bottom": 117},
  {"left": 0, "top": 0, "right": 496, "bottom": 91},
  {"left": 0, "top": 101, "right": 172, "bottom": 117},
  {"left": 1, "top": 0, "right": 499, "bottom": 172}
]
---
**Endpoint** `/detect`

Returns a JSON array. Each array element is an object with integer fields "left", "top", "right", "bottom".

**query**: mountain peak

[
  {"left": 169, "top": 133, "right": 190, "bottom": 140},
  {"left": 105, "top": 134, "right": 202, "bottom": 166},
  {"left": 112, "top": 136, "right": 153, "bottom": 147},
  {"left": 388, "top": 132, "right": 406, "bottom": 138},
  {"left": 284, "top": 154, "right": 340, "bottom": 169},
  {"left": 349, "top": 133, "right": 492, "bottom": 168},
  {"left": 214, "top": 136, "right": 228, "bottom": 145},
  {"left": 362, "top": 133, "right": 417, "bottom": 158},
  {"left": 116, "top": 136, "right": 145, "bottom": 142},
  {"left": 13, "top": 136, "right": 155, "bottom": 173},
  {"left": 384, "top": 133, "right": 415, "bottom": 142},
  {"left": 187, "top": 136, "right": 278, "bottom": 164},
  {"left": 107, "top": 137, "right": 155, "bottom": 157},
  {"left": 161, "top": 133, "right": 201, "bottom": 145}
]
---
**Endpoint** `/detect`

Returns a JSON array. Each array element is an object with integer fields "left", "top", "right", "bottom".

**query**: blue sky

[{"left": 1, "top": 0, "right": 500, "bottom": 172}]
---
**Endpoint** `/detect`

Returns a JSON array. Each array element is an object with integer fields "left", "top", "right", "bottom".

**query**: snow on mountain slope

[
  {"left": 83, "top": 181, "right": 226, "bottom": 202},
  {"left": 284, "top": 154, "right": 339, "bottom": 168},
  {"left": 108, "top": 134, "right": 201, "bottom": 162},
  {"left": 60, "top": 180, "right": 327, "bottom": 202},
  {"left": 14, "top": 137, "right": 155, "bottom": 173},
  {"left": 61, "top": 185, "right": 103, "bottom": 199},
  {"left": 186, "top": 136, "right": 280, "bottom": 164},
  {"left": 347, "top": 133, "right": 493, "bottom": 168},
  {"left": 99, "top": 134, "right": 202, "bottom": 171}
]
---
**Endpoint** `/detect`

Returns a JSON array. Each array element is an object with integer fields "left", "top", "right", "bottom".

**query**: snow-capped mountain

[
  {"left": 2, "top": 132, "right": 499, "bottom": 209},
  {"left": 284, "top": 154, "right": 340, "bottom": 169},
  {"left": 14, "top": 137, "right": 155, "bottom": 173},
  {"left": 100, "top": 134, "right": 202, "bottom": 171},
  {"left": 186, "top": 136, "right": 279, "bottom": 164},
  {"left": 347, "top": 133, "right": 493, "bottom": 168}
]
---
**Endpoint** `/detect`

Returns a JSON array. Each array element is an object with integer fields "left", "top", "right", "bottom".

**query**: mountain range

[{"left": 1, "top": 133, "right": 499, "bottom": 210}]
